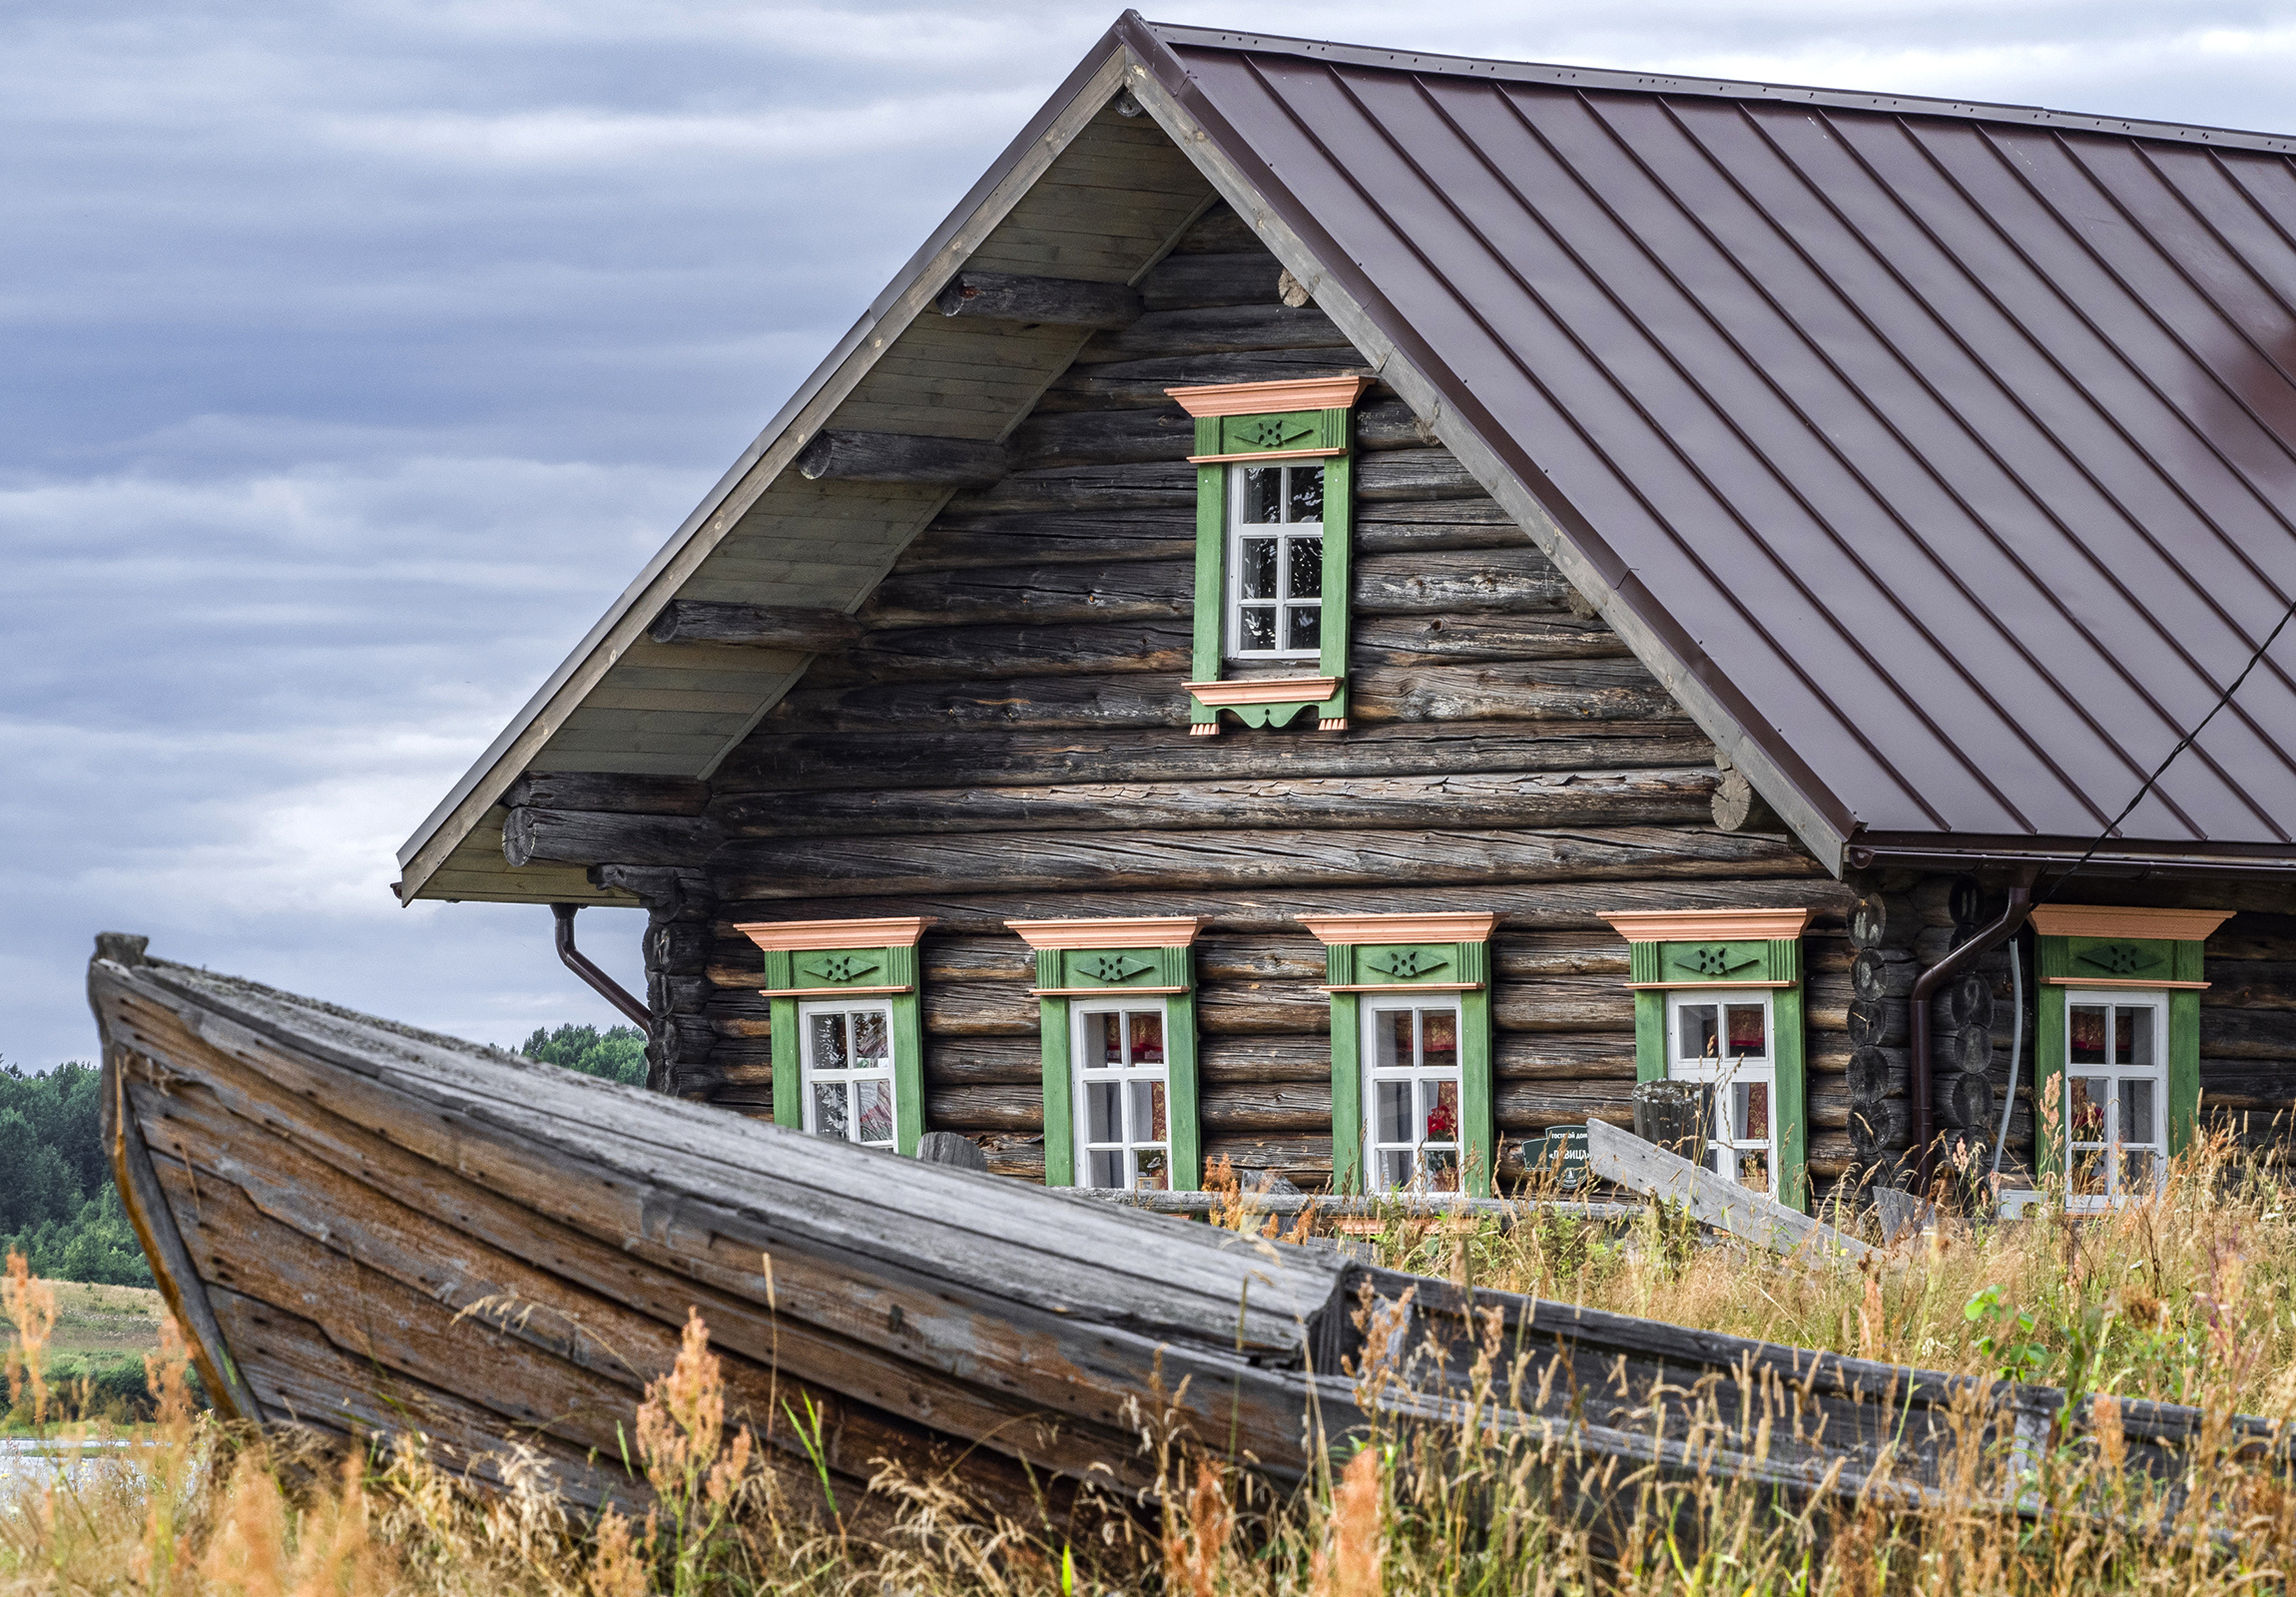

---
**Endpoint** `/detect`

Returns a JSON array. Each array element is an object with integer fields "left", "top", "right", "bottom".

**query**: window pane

[
  {"left": 1286, "top": 604, "right": 1322, "bottom": 652},
  {"left": 1130, "top": 1011, "right": 1164, "bottom": 1065},
  {"left": 855, "top": 1080, "right": 893, "bottom": 1145},
  {"left": 1288, "top": 536, "right": 1322, "bottom": 598},
  {"left": 1375, "top": 1011, "right": 1411, "bottom": 1069},
  {"left": 1085, "top": 1081, "right": 1121, "bottom": 1144},
  {"left": 852, "top": 1010, "right": 888, "bottom": 1062},
  {"left": 2068, "top": 1075, "right": 2108, "bottom": 1142},
  {"left": 1240, "top": 537, "right": 1277, "bottom": 598},
  {"left": 1734, "top": 1147, "right": 1772, "bottom": 1193},
  {"left": 1677, "top": 1004, "right": 1718, "bottom": 1062},
  {"left": 810, "top": 1013, "right": 849, "bottom": 1070},
  {"left": 1424, "top": 1078, "right": 1459, "bottom": 1145},
  {"left": 1736, "top": 1080, "right": 1770, "bottom": 1141},
  {"left": 1375, "top": 1080, "right": 1412, "bottom": 1142},
  {"left": 1089, "top": 1150, "right": 1123, "bottom": 1188},
  {"left": 1379, "top": 1149, "right": 1414, "bottom": 1190},
  {"left": 1287, "top": 465, "right": 1324, "bottom": 524},
  {"left": 1096, "top": 1012, "right": 1123, "bottom": 1066},
  {"left": 814, "top": 1082, "right": 849, "bottom": 1140},
  {"left": 1128, "top": 1079, "right": 1168, "bottom": 1144},
  {"left": 1725, "top": 1004, "right": 1766, "bottom": 1058},
  {"left": 1132, "top": 1151, "right": 1170, "bottom": 1192},
  {"left": 2070, "top": 1006, "right": 2108, "bottom": 1065},
  {"left": 2119, "top": 1006, "right": 2155, "bottom": 1070},
  {"left": 1423, "top": 1009, "right": 1458, "bottom": 1069},
  {"left": 1239, "top": 607, "right": 1276, "bottom": 652},
  {"left": 2069, "top": 1148, "right": 2109, "bottom": 1197},
  {"left": 2121, "top": 1148, "right": 2155, "bottom": 1192},
  {"left": 2121, "top": 1078, "right": 2156, "bottom": 1146},
  {"left": 1240, "top": 467, "right": 1280, "bottom": 523}
]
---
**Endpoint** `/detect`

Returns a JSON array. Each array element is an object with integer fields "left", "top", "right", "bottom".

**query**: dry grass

[{"left": 8, "top": 1132, "right": 2296, "bottom": 1596}]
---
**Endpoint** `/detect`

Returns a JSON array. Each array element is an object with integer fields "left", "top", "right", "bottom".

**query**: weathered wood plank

[
  {"left": 647, "top": 602, "right": 862, "bottom": 650},
  {"left": 796, "top": 431, "right": 1008, "bottom": 485},
  {"left": 712, "top": 768, "right": 1720, "bottom": 837},
  {"left": 1071, "top": 302, "right": 1351, "bottom": 362},
  {"left": 935, "top": 271, "right": 1141, "bottom": 327},
  {"left": 1585, "top": 1120, "right": 1870, "bottom": 1260},
  {"left": 1032, "top": 349, "right": 1373, "bottom": 412},
  {"left": 712, "top": 825, "right": 1822, "bottom": 901},
  {"left": 713, "top": 724, "right": 1714, "bottom": 794},
  {"left": 938, "top": 448, "right": 1480, "bottom": 515},
  {"left": 1137, "top": 253, "right": 1286, "bottom": 309}
]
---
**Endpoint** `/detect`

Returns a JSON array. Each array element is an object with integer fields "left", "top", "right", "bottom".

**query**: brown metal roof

[{"left": 1126, "top": 17, "right": 2296, "bottom": 868}]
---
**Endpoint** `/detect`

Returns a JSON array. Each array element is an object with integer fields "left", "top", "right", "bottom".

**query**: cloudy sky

[{"left": 7, "top": 0, "right": 2296, "bottom": 1070}]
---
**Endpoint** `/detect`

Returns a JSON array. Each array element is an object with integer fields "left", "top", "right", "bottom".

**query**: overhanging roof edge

[{"left": 392, "top": 29, "right": 1136, "bottom": 901}]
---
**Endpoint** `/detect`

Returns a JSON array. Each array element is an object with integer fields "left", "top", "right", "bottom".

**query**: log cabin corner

[{"left": 393, "top": 15, "right": 2296, "bottom": 1213}]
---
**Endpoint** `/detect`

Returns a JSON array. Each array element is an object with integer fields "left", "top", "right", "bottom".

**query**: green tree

[
  {"left": 520, "top": 1023, "right": 649, "bottom": 1087},
  {"left": 0, "top": 1058, "right": 154, "bottom": 1288}
]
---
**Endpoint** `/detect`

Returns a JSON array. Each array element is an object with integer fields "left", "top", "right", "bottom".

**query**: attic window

[{"left": 1167, "top": 376, "right": 1370, "bottom": 735}]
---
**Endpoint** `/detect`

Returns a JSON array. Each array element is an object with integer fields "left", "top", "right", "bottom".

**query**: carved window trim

[
  {"left": 736, "top": 916, "right": 932, "bottom": 1157},
  {"left": 1302, "top": 911, "right": 1497, "bottom": 1197},
  {"left": 1601, "top": 907, "right": 1812, "bottom": 1212},
  {"left": 1009, "top": 917, "right": 1205, "bottom": 1192},
  {"left": 1169, "top": 376, "right": 1369, "bottom": 736},
  {"left": 2029, "top": 906, "right": 2228, "bottom": 1192}
]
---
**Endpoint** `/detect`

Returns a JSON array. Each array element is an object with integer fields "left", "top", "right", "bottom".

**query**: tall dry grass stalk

[{"left": 11, "top": 1127, "right": 2296, "bottom": 1596}]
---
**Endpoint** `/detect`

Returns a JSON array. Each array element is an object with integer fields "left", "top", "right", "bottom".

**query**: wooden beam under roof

[
  {"left": 794, "top": 430, "right": 1009, "bottom": 485},
  {"left": 646, "top": 601, "right": 861, "bottom": 651},
  {"left": 935, "top": 270, "right": 1142, "bottom": 327}
]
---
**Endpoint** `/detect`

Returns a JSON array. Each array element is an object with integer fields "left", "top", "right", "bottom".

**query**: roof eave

[{"left": 1846, "top": 833, "right": 2296, "bottom": 881}]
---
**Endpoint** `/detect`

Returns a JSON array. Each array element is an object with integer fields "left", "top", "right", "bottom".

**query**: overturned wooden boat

[{"left": 91, "top": 939, "right": 2279, "bottom": 1519}]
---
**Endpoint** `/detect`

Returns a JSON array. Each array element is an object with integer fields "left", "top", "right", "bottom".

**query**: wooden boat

[{"left": 90, "top": 938, "right": 2275, "bottom": 1521}]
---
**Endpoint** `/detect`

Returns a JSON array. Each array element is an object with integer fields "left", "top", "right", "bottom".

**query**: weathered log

[
  {"left": 1852, "top": 948, "right": 1918, "bottom": 1001},
  {"left": 504, "top": 808, "right": 723, "bottom": 869},
  {"left": 1848, "top": 1099, "right": 1912, "bottom": 1159},
  {"left": 1935, "top": 1070, "right": 1994, "bottom": 1132},
  {"left": 713, "top": 825, "right": 1820, "bottom": 902},
  {"left": 501, "top": 772, "right": 712, "bottom": 815},
  {"left": 899, "top": 510, "right": 1191, "bottom": 570},
  {"left": 648, "top": 920, "right": 713, "bottom": 976},
  {"left": 924, "top": 1084, "right": 1042, "bottom": 1133},
  {"left": 935, "top": 270, "right": 1140, "bottom": 327},
  {"left": 1138, "top": 253, "right": 1286, "bottom": 310},
  {"left": 1202, "top": 1082, "right": 1334, "bottom": 1133},
  {"left": 1847, "top": 996, "right": 1909, "bottom": 1049},
  {"left": 1196, "top": 985, "right": 1330, "bottom": 1037},
  {"left": 1035, "top": 349, "right": 1372, "bottom": 413},
  {"left": 1071, "top": 302, "right": 1351, "bottom": 363},
  {"left": 1932, "top": 971, "right": 1994, "bottom": 1033},
  {"left": 1846, "top": 1046, "right": 1911, "bottom": 1100},
  {"left": 764, "top": 662, "right": 1676, "bottom": 737},
  {"left": 940, "top": 447, "right": 1480, "bottom": 515},
  {"left": 713, "top": 768, "right": 1720, "bottom": 838},
  {"left": 1710, "top": 769, "right": 1785, "bottom": 833},
  {"left": 796, "top": 431, "right": 1008, "bottom": 485},
  {"left": 1005, "top": 399, "right": 1428, "bottom": 469},
  {"left": 1911, "top": 876, "right": 1983, "bottom": 927},
  {"left": 921, "top": 981, "right": 1039, "bottom": 1038},
  {"left": 922, "top": 1038, "right": 1038, "bottom": 1088},
  {"left": 1935, "top": 1025, "right": 1994, "bottom": 1077},
  {"left": 1849, "top": 892, "right": 1919, "bottom": 951},
  {"left": 647, "top": 601, "right": 862, "bottom": 650},
  {"left": 806, "top": 620, "right": 1196, "bottom": 687},
  {"left": 2198, "top": 960, "right": 2296, "bottom": 1009}
]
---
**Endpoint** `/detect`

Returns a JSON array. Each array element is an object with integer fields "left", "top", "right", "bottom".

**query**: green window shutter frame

[
  {"left": 1184, "top": 403, "right": 1356, "bottom": 732},
  {"left": 2030, "top": 934, "right": 2207, "bottom": 1180},
  {"left": 1016, "top": 926, "right": 1202, "bottom": 1192},
  {"left": 1317, "top": 927, "right": 1495, "bottom": 1198},
  {"left": 1614, "top": 931, "right": 1809, "bottom": 1213},
  {"left": 760, "top": 940, "right": 925, "bottom": 1157}
]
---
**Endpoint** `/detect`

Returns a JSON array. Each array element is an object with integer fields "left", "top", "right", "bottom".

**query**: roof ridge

[{"left": 1137, "top": 16, "right": 2296, "bottom": 158}]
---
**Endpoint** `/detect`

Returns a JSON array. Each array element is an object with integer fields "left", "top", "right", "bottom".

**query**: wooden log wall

[{"left": 675, "top": 202, "right": 1851, "bottom": 1189}]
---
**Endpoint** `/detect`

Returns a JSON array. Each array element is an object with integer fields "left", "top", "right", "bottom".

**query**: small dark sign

[{"left": 1518, "top": 1126, "right": 1590, "bottom": 1191}]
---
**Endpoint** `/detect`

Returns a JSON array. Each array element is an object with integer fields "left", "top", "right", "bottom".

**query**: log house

[{"left": 396, "top": 18, "right": 2296, "bottom": 1210}]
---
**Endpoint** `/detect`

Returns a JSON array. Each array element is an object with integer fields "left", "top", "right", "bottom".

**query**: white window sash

[
  {"left": 1225, "top": 461, "right": 1324, "bottom": 662},
  {"left": 1361, "top": 997, "right": 1464, "bottom": 1195},
  {"left": 796, "top": 998, "right": 899, "bottom": 1150},
  {"left": 1071, "top": 998, "right": 1173, "bottom": 1191},
  {"left": 2061, "top": 989, "right": 2169, "bottom": 1208},
  {"left": 1663, "top": 989, "right": 1780, "bottom": 1198}
]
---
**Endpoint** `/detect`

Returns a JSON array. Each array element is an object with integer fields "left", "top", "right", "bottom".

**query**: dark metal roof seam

[
  {"left": 1136, "top": 18, "right": 2296, "bottom": 157},
  {"left": 1483, "top": 82, "right": 2058, "bottom": 834},
  {"left": 1909, "top": 120, "right": 2296, "bottom": 830},
  {"left": 1732, "top": 101, "right": 2258, "bottom": 837},
  {"left": 1282, "top": 55, "right": 1942, "bottom": 827}
]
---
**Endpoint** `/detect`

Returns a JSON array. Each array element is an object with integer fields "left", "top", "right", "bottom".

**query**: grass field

[{"left": 7, "top": 1137, "right": 2296, "bottom": 1595}]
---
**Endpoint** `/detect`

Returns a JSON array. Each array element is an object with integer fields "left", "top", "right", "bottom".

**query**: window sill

[
  {"left": 1184, "top": 675, "right": 1340, "bottom": 705},
  {"left": 2045, "top": 977, "right": 2210, "bottom": 989}
]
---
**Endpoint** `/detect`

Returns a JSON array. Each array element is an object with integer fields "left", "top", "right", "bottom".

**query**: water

[{"left": 0, "top": 1435, "right": 131, "bottom": 1494}]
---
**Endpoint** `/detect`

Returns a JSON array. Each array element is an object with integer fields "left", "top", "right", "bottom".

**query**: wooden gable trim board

[
  {"left": 392, "top": 43, "right": 1142, "bottom": 904},
  {"left": 1113, "top": 32, "right": 1852, "bottom": 873}
]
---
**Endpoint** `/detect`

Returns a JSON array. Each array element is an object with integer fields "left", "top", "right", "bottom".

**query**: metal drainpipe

[
  {"left": 552, "top": 903, "right": 651, "bottom": 1028},
  {"left": 1910, "top": 868, "right": 2036, "bottom": 1192}
]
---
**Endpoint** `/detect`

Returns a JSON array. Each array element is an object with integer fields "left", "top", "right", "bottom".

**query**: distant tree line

[{"left": 0, "top": 1025, "right": 645, "bottom": 1289}]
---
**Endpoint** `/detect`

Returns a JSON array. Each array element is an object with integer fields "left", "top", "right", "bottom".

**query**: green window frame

[
  {"left": 2028, "top": 906, "right": 2228, "bottom": 1203},
  {"left": 1600, "top": 908, "right": 1814, "bottom": 1212},
  {"left": 1166, "top": 376, "right": 1370, "bottom": 736},
  {"left": 1009, "top": 917, "right": 1205, "bottom": 1192},
  {"left": 734, "top": 916, "right": 932, "bottom": 1157},
  {"left": 1304, "top": 913, "right": 1498, "bottom": 1197}
]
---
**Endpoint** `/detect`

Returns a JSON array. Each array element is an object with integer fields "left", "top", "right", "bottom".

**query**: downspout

[
  {"left": 552, "top": 903, "right": 650, "bottom": 1027},
  {"left": 1910, "top": 868, "right": 2036, "bottom": 1192}
]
